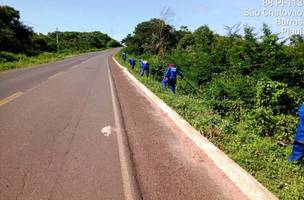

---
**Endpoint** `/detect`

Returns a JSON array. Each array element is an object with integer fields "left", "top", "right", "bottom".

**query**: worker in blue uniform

[
  {"left": 289, "top": 104, "right": 304, "bottom": 162},
  {"left": 162, "top": 64, "right": 178, "bottom": 94},
  {"left": 122, "top": 51, "right": 127, "bottom": 63},
  {"left": 129, "top": 58, "right": 136, "bottom": 69},
  {"left": 140, "top": 60, "right": 149, "bottom": 77}
]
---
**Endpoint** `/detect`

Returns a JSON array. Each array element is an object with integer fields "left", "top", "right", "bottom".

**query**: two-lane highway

[
  {"left": 0, "top": 50, "right": 137, "bottom": 200},
  {"left": 0, "top": 49, "right": 248, "bottom": 200},
  {"left": 0, "top": 52, "right": 100, "bottom": 100}
]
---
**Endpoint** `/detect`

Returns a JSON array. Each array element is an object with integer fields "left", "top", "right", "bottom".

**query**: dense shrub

[
  {"left": 202, "top": 72, "right": 255, "bottom": 117},
  {"left": 0, "top": 51, "right": 22, "bottom": 62},
  {"left": 274, "top": 114, "right": 298, "bottom": 142},
  {"left": 243, "top": 107, "right": 276, "bottom": 137},
  {"left": 256, "top": 79, "right": 300, "bottom": 115},
  {"left": 242, "top": 107, "right": 298, "bottom": 142}
]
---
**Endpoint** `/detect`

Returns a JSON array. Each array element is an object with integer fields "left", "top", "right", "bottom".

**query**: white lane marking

[
  {"left": 107, "top": 60, "right": 140, "bottom": 200},
  {"left": 71, "top": 65, "right": 80, "bottom": 70},
  {"left": 48, "top": 71, "right": 65, "bottom": 80},
  {"left": 101, "top": 126, "right": 112, "bottom": 137}
]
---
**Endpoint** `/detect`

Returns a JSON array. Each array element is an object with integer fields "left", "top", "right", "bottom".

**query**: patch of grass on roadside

[
  {"left": 114, "top": 52, "right": 304, "bottom": 200},
  {"left": 0, "top": 49, "right": 103, "bottom": 72}
]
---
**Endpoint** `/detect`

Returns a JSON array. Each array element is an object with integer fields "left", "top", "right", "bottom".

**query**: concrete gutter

[{"left": 112, "top": 57, "right": 278, "bottom": 200}]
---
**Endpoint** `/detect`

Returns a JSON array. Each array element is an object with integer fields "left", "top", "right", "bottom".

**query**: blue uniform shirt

[
  {"left": 140, "top": 61, "right": 149, "bottom": 69},
  {"left": 289, "top": 104, "right": 304, "bottom": 161},
  {"left": 129, "top": 58, "right": 135, "bottom": 66},
  {"left": 165, "top": 67, "right": 177, "bottom": 80},
  {"left": 295, "top": 104, "right": 304, "bottom": 142}
]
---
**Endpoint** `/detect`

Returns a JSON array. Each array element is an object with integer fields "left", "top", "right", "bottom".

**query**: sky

[{"left": 1, "top": 0, "right": 303, "bottom": 41}]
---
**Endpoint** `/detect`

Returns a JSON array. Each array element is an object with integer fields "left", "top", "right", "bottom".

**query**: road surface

[{"left": 0, "top": 49, "right": 248, "bottom": 200}]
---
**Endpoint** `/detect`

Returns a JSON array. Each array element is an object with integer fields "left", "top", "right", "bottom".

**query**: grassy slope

[
  {"left": 114, "top": 53, "right": 304, "bottom": 200},
  {"left": 0, "top": 49, "right": 104, "bottom": 72}
]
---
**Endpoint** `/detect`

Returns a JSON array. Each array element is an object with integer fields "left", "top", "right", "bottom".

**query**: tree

[
  {"left": 223, "top": 22, "right": 241, "bottom": 37},
  {"left": 193, "top": 25, "right": 215, "bottom": 53},
  {"left": 258, "top": 24, "right": 289, "bottom": 80},
  {"left": 0, "top": 6, "right": 34, "bottom": 54},
  {"left": 123, "top": 18, "right": 176, "bottom": 56},
  {"left": 158, "top": 7, "right": 175, "bottom": 58},
  {"left": 32, "top": 33, "right": 49, "bottom": 53},
  {"left": 177, "top": 33, "right": 195, "bottom": 50},
  {"left": 106, "top": 39, "right": 121, "bottom": 48},
  {"left": 46, "top": 31, "right": 118, "bottom": 52},
  {"left": 285, "top": 35, "right": 304, "bottom": 87}
]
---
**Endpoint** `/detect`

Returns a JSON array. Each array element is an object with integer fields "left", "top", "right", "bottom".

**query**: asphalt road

[
  {"left": 0, "top": 49, "right": 248, "bottom": 200},
  {"left": 0, "top": 52, "right": 101, "bottom": 99}
]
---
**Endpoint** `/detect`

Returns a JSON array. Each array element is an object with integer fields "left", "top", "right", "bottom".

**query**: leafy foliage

[
  {"left": 0, "top": 6, "right": 34, "bottom": 54},
  {"left": 118, "top": 17, "right": 304, "bottom": 199},
  {"left": 122, "top": 18, "right": 177, "bottom": 56},
  {"left": 255, "top": 79, "right": 300, "bottom": 115},
  {"left": 46, "top": 31, "right": 119, "bottom": 52}
]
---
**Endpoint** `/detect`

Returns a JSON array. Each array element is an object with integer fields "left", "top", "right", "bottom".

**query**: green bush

[
  {"left": 274, "top": 114, "right": 298, "bottom": 142},
  {"left": 242, "top": 108, "right": 298, "bottom": 142},
  {"left": 202, "top": 72, "right": 255, "bottom": 117},
  {"left": 176, "top": 78, "right": 198, "bottom": 95},
  {"left": 243, "top": 107, "right": 276, "bottom": 137},
  {"left": 256, "top": 79, "right": 299, "bottom": 115},
  {"left": 106, "top": 39, "right": 121, "bottom": 48},
  {"left": 0, "top": 52, "right": 23, "bottom": 62}
]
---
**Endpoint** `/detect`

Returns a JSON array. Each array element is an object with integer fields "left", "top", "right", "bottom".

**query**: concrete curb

[{"left": 112, "top": 57, "right": 278, "bottom": 200}]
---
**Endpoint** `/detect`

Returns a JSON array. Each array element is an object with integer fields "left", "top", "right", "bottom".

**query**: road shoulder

[{"left": 109, "top": 56, "right": 251, "bottom": 200}]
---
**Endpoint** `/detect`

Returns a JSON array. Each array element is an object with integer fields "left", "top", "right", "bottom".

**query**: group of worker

[
  {"left": 122, "top": 51, "right": 304, "bottom": 163},
  {"left": 122, "top": 51, "right": 180, "bottom": 94}
]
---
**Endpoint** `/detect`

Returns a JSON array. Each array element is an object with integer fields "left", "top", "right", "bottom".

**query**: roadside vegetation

[
  {"left": 116, "top": 17, "right": 304, "bottom": 199},
  {"left": 0, "top": 5, "right": 121, "bottom": 71}
]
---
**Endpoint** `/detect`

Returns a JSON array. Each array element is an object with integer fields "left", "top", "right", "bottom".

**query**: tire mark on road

[{"left": 47, "top": 64, "right": 99, "bottom": 200}]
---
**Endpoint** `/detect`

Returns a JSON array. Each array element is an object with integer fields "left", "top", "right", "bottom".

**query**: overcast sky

[{"left": 2, "top": 0, "right": 303, "bottom": 40}]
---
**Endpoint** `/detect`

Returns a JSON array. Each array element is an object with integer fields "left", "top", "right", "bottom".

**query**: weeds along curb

[{"left": 112, "top": 57, "right": 278, "bottom": 200}]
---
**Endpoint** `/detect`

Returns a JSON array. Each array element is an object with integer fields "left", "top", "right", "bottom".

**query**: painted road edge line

[
  {"left": 0, "top": 92, "right": 24, "bottom": 106},
  {"left": 112, "top": 57, "right": 278, "bottom": 200},
  {"left": 107, "top": 61, "right": 141, "bottom": 200},
  {"left": 48, "top": 71, "right": 65, "bottom": 80}
]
